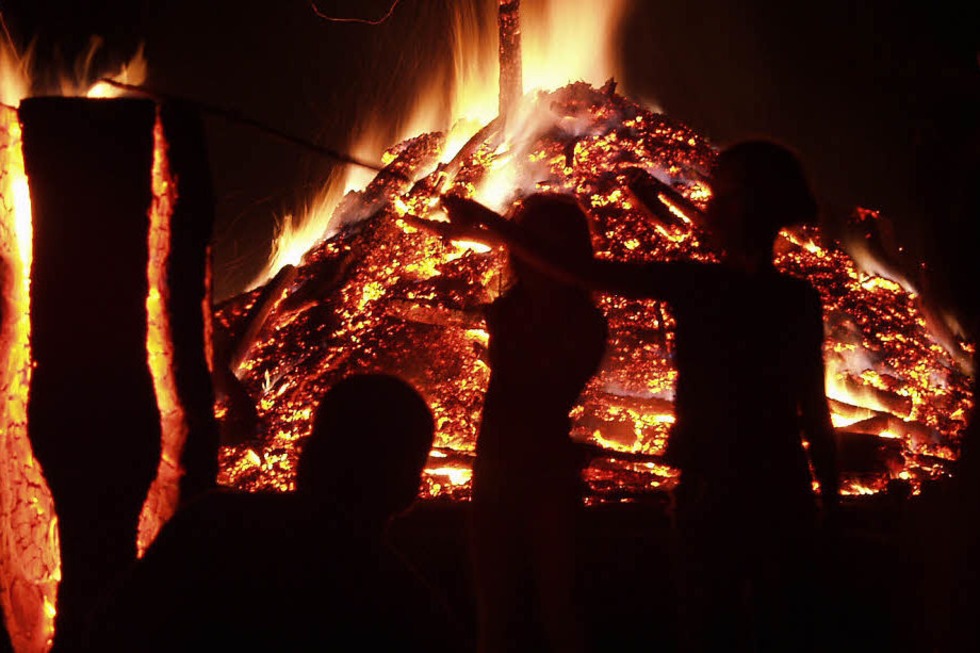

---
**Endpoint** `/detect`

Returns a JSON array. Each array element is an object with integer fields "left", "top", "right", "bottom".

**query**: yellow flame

[
  {"left": 136, "top": 111, "right": 189, "bottom": 557},
  {"left": 521, "top": 0, "right": 629, "bottom": 92},
  {"left": 85, "top": 44, "right": 147, "bottom": 99},
  {"left": 0, "top": 40, "right": 30, "bottom": 106},
  {"left": 424, "top": 466, "right": 473, "bottom": 488},
  {"left": 260, "top": 0, "right": 632, "bottom": 287},
  {"left": 55, "top": 38, "right": 147, "bottom": 99}
]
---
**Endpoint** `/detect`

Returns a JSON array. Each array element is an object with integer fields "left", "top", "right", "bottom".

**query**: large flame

[
  {"left": 224, "top": 0, "right": 972, "bottom": 502},
  {"left": 219, "top": 74, "right": 971, "bottom": 503},
  {"left": 258, "top": 0, "right": 632, "bottom": 287}
]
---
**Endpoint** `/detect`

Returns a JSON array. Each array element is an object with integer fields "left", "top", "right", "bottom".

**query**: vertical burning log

[
  {"left": 1, "top": 98, "right": 218, "bottom": 651},
  {"left": 0, "top": 106, "right": 59, "bottom": 653},
  {"left": 19, "top": 98, "right": 162, "bottom": 647},
  {"left": 159, "top": 103, "right": 219, "bottom": 504},
  {"left": 136, "top": 104, "right": 219, "bottom": 554},
  {"left": 498, "top": 0, "right": 523, "bottom": 118}
]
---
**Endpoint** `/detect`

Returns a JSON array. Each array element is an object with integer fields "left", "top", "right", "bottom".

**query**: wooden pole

[
  {"left": 498, "top": 0, "right": 523, "bottom": 119},
  {"left": 19, "top": 97, "right": 162, "bottom": 647}
]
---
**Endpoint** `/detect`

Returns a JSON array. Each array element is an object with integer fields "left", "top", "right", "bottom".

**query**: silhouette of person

[
  {"left": 468, "top": 194, "right": 608, "bottom": 653},
  {"left": 79, "top": 373, "right": 462, "bottom": 652},
  {"left": 444, "top": 140, "right": 840, "bottom": 652}
]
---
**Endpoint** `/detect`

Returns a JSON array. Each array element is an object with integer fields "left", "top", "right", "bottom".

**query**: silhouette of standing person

[
  {"left": 444, "top": 140, "right": 840, "bottom": 652},
  {"left": 468, "top": 194, "right": 607, "bottom": 653}
]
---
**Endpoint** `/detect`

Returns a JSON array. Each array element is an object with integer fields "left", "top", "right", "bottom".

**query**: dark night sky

[{"left": 3, "top": 0, "right": 977, "bottom": 315}]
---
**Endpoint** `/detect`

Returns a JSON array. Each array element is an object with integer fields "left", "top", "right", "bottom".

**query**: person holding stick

[{"left": 440, "top": 140, "right": 840, "bottom": 652}]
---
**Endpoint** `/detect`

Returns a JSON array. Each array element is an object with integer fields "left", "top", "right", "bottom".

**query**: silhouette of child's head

[
  {"left": 708, "top": 140, "right": 817, "bottom": 257},
  {"left": 298, "top": 374, "right": 434, "bottom": 519},
  {"left": 510, "top": 193, "right": 595, "bottom": 284}
]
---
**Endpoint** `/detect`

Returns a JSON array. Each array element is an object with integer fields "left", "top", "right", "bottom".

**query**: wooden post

[
  {"left": 13, "top": 97, "right": 218, "bottom": 649},
  {"left": 156, "top": 103, "right": 220, "bottom": 506},
  {"left": 498, "top": 0, "right": 523, "bottom": 118},
  {"left": 19, "top": 97, "right": 162, "bottom": 647}
]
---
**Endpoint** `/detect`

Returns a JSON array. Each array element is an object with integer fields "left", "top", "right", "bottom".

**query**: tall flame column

[{"left": 13, "top": 97, "right": 217, "bottom": 649}]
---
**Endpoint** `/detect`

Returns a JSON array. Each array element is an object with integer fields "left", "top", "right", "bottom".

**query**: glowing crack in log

[
  {"left": 0, "top": 104, "right": 59, "bottom": 653},
  {"left": 136, "top": 109, "right": 189, "bottom": 557}
]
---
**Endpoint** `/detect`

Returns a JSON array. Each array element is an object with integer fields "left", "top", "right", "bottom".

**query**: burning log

[
  {"left": 330, "top": 132, "right": 444, "bottom": 229},
  {"left": 218, "top": 80, "right": 972, "bottom": 502},
  {"left": 828, "top": 398, "right": 880, "bottom": 424},
  {"left": 212, "top": 264, "right": 296, "bottom": 448},
  {"left": 0, "top": 105, "right": 58, "bottom": 653},
  {"left": 0, "top": 98, "right": 217, "bottom": 650},
  {"left": 19, "top": 98, "right": 162, "bottom": 646},
  {"left": 623, "top": 167, "right": 697, "bottom": 231},
  {"left": 151, "top": 101, "right": 221, "bottom": 508},
  {"left": 624, "top": 167, "right": 705, "bottom": 230},
  {"left": 836, "top": 430, "right": 906, "bottom": 475},
  {"left": 227, "top": 263, "right": 298, "bottom": 374},
  {"left": 836, "top": 373, "right": 914, "bottom": 418}
]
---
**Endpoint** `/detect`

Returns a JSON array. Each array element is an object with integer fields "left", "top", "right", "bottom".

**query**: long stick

[{"left": 99, "top": 79, "right": 398, "bottom": 178}]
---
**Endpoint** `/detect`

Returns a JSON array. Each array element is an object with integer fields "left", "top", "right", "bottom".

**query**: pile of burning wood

[{"left": 214, "top": 80, "right": 973, "bottom": 501}]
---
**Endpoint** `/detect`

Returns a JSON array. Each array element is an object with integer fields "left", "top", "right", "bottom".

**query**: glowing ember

[
  {"left": 0, "top": 105, "right": 59, "bottom": 653},
  {"left": 216, "top": 82, "right": 974, "bottom": 499},
  {"left": 136, "top": 110, "right": 189, "bottom": 557}
]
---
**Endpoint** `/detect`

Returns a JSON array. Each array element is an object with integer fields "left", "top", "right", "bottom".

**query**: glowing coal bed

[{"left": 215, "top": 81, "right": 973, "bottom": 503}]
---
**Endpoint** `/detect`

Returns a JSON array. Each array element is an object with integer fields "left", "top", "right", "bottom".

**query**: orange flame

[
  {"left": 136, "top": 111, "right": 189, "bottom": 557},
  {"left": 0, "top": 105, "right": 59, "bottom": 653},
  {"left": 1, "top": 37, "right": 177, "bottom": 650},
  {"left": 257, "top": 0, "right": 633, "bottom": 287}
]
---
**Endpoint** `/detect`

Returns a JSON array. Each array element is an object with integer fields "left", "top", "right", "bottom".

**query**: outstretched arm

[{"left": 440, "top": 195, "right": 681, "bottom": 299}]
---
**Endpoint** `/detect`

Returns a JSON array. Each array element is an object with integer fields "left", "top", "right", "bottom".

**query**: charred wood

[
  {"left": 624, "top": 167, "right": 703, "bottom": 230},
  {"left": 227, "top": 263, "right": 298, "bottom": 374},
  {"left": 280, "top": 253, "right": 356, "bottom": 313},
  {"left": 434, "top": 117, "right": 503, "bottom": 193},
  {"left": 331, "top": 132, "right": 444, "bottom": 228},
  {"left": 836, "top": 429, "right": 906, "bottom": 475},
  {"left": 158, "top": 102, "right": 221, "bottom": 501},
  {"left": 19, "top": 97, "right": 162, "bottom": 646},
  {"left": 838, "top": 374, "right": 914, "bottom": 418}
]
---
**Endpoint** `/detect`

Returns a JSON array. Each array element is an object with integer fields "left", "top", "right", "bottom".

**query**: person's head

[
  {"left": 706, "top": 140, "right": 817, "bottom": 265},
  {"left": 509, "top": 193, "right": 596, "bottom": 289},
  {"left": 297, "top": 374, "right": 435, "bottom": 520}
]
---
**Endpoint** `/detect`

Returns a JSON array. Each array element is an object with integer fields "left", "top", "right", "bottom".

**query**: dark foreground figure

[
  {"left": 469, "top": 194, "right": 607, "bottom": 653},
  {"left": 80, "top": 373, "right": 462, "bottom": 652},
  {"left": 445, "top": 140, "right": 840, "bottom": 652}
]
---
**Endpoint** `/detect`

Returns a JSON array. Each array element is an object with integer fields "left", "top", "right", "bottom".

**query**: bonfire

[{"left": 214, "top": 3, "right": 973, "bottom": 502}]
